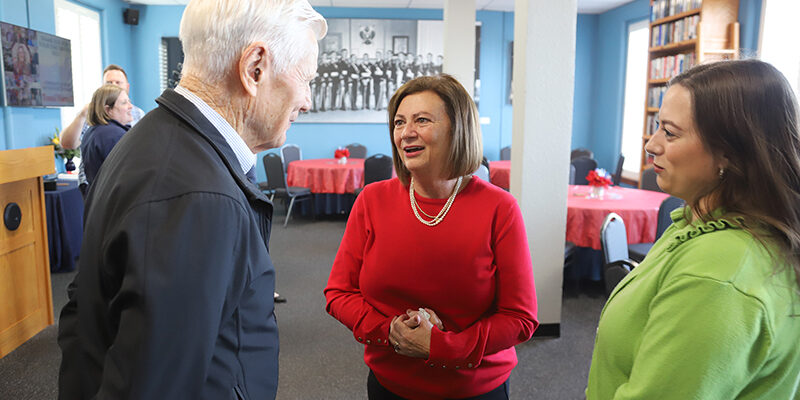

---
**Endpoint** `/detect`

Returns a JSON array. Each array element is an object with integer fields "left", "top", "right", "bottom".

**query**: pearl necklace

[{"left": 409, "top": 176, "right": 463, "bottom": 226}]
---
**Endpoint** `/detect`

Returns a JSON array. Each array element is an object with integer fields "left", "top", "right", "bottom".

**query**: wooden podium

[{"left": 0, "top": 146, "right": 55, "bottom": 358}]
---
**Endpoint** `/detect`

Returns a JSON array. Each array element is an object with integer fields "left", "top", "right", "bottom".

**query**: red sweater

[{"left": 325, "top": 177, "right": 538, "bottom": 399}]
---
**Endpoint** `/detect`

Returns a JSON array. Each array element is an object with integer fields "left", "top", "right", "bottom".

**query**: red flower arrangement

[
  {"left": 334, "top": 148, "right": 350, "bottom": 159},
  {"left": 586, "top": 169, "right": 612, "bottom": 187}
]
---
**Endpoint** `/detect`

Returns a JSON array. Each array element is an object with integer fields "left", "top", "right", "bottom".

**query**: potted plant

[{"left": 50, "top": 128, "right": 80, "bottom": 172}]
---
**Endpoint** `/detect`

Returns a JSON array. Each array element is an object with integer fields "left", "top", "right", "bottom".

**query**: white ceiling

[{"left": 124, "top": 0, "right": 636, "bottom": 14}]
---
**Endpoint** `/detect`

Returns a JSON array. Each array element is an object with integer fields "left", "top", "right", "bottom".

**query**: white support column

[
  {"left": 442, "top": 0, "right": 475, "bottom": 96},
  {"left": 512, "top": 0, "right": 576, "bottom": 332}
]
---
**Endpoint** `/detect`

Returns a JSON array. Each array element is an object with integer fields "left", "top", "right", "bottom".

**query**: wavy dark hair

[{"left": 670, "top": 59, "right": 800, "bottom": 291}]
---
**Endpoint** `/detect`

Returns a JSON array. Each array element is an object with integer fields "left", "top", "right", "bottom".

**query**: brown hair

[
  {"left": 387, "top": 74, "right": 482, "bottom": 185},
  {"left": 103, "top": 64, "right": 128, "bottom": 79},
  {"left": 86, "top": 84, "right": 125, "bottom": 126},
  {"left": 670, "top": 59, "right": 800, "bottom": 291}
]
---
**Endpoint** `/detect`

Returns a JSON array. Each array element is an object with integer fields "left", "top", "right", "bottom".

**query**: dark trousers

[{"left": 367, "top": 370, "right": 509, "bottom": 400}]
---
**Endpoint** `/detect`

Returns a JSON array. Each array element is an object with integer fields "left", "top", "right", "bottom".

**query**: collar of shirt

[{"left": 174, "top": 85, "right": 256, "bottom": 175}]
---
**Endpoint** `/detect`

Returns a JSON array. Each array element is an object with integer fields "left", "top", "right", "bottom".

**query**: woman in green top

[{"left": 587, "top": 59, "right": 800, "bottom": 399}]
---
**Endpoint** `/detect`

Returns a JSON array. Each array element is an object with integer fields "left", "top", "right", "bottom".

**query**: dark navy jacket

[
  {"left": 80, "top": 119, "right": 129, "bottom": 186},
  {"left": 58, "top": 89, "right": 278, "bottom": 400}
]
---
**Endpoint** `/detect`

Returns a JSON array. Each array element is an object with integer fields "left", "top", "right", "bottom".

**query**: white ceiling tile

[
  {"left": 407, "top": 0, "right": 442, "bottom": 9},
  {"left": 308, "top": 0, "right": 333, "bottom": 7},
  {"left": 480, "top": 0, "right": 513, "bottom": 12},
  {"left": 330, "top": 0, "right": 409, "bottom": 7}
]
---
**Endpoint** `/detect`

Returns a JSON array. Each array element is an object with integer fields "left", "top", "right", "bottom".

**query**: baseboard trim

[{"left": 532, "top": 323, "right": 560, "bottom": 338}]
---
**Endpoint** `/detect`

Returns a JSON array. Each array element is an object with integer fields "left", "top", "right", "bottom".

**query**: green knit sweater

[{"left": 587, "top": 208, "right": 800, "bottom": 399}]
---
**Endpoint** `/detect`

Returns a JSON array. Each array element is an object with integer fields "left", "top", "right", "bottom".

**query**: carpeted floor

[{"left": 0, "top": 211, "right": 607, "bottom": 399}]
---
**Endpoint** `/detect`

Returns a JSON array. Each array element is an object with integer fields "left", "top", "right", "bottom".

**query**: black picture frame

[
  {"left": 392, "top": 35, "right": 409, "bottom": 54},
  {"left": 321, "top": 32, "right": 342, "bottom": 53}
]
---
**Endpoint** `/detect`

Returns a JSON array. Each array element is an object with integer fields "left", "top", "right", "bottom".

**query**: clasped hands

[{"left": 389, "top": 308, "right": 444, "bottom": 359}]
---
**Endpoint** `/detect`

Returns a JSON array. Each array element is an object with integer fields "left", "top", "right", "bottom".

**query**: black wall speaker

[{"left": 123, "top": 8, "right": 139, "bottom": 25}]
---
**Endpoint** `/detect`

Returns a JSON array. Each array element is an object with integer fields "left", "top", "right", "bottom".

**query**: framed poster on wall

[{"left": 299, "top": 18, "right": 444, "bottom": 123}]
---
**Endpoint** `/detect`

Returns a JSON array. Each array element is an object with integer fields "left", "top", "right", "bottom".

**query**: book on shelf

[
  {"left": 650, "top": 0, "right": 703, "bottom": 21},
  {"left": 651, "top": 15, "right": 699, "bottom": 47},
  {"left": 649, "top": 52, "right": 696, "bottom": 80},
  {"left": 645, "top": 114, "right": 659, "bottom": 136},
  {"left": 647, "top": 86, "right": 667, "bottom": 108}
]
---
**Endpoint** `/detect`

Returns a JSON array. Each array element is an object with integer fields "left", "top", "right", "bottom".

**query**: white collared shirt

[{"left": 174, "top": 85, "right": 256, "bottom": 175}]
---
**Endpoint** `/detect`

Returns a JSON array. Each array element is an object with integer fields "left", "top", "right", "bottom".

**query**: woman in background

[
  {"left": 80, "top": 84, "right": 132, "bottom": 187},
  {"left": 587, "top": 59, "right": 800, "bottom": 399},
  {"left": 325, "top": 74, "right": 537, "bottom": 400}
]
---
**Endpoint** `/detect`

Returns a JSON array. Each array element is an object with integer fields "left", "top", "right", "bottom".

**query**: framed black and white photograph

[
  {"left": 299, "top": 18, "right": 444, "bottom": 123},
  {"left": 321, "top": 32, "right": 342, "bottom": 54},
  {"left": 392, "top": 36, "right": 408, "bottom": 54}
]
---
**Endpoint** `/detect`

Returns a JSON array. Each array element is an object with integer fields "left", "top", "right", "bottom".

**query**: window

[
  {"left": 620, "top": 19, "right": 650, "bottom": 178},
  {"left": 160, "top": 37, "right": 183, "bottom": 92},
  {"left": 54, "top": 0, "right": 101, "bottom": 130},
  {"left": 760, "top": 0, "right": 800, "bottom": 98}
]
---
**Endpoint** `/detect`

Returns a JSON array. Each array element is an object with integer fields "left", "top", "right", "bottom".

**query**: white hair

[{"left": 179, "top": 0, "right": 327, "bottom": 81}]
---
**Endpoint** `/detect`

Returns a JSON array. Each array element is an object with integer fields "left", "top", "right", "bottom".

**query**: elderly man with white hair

[{"left": 56, "top": 1, "right": 326, "bottom": 399}]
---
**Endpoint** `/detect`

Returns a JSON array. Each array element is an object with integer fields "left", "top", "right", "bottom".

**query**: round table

[
  {"left": 45, "top": 180, "right": 84, "bottom": 272},
  {"left": 489, "top": 160, "right": 510, "bottom": 189},
  {"left": 566, "top": 185, "right": 669, "bottom": 250},
  {"left": 287, "top": 158, "right": 365, "bottom": 194}
]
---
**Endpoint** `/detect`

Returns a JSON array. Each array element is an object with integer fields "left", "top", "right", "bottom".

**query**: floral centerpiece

[
  {"left": 586, "top": 168, "right": 612, "bottom": 199},
  {"left": 50, "top": 128, "right": 80, "bottom": 172},
  {"left": 334, "top": 147, "right": 350, "bottom": 164}
]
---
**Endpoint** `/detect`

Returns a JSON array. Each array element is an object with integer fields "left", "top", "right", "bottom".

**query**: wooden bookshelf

[
  {"left": 639, "top": 0, "right": 739, "bottom": 186},
  {"left": 650, "top": 38, "right": 698, "bottom": 53}
]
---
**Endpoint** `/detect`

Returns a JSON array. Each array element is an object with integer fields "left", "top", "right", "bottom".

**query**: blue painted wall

[
  {"left": 572, "top": 14, "right": 599, "bottom": 151},
  {"left": 739, "top": 0, "right": 763, "bottom": 57},
  {"left": 0, "top": 0, "right": 135, "bottom": 154}
]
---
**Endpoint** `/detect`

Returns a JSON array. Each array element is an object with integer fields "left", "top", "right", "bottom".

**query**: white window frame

[
  {"left": 759, "top": 0, "right": 800, "bottom": 99},
  {"left": 620, "top": 19, "right": 650, "bottom": 180},
  {"left": 54, "top": 0, "right": 101, "bottom": 131}
]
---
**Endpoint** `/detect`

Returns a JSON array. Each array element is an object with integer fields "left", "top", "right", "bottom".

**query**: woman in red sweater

[{"left": 325, "top": 74, "right": 538, "bottom": 400}]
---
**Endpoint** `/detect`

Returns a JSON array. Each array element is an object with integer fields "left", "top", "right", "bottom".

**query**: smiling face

[
  {"left": 247, "top": 30, "right": 317, "bottom": 152},
  {"left": 105, "top": 91, "right": 133, "bottom": 125},
  {"left": 103, "top": 69, "right": 130, "bottom": 93},
  {"left": 644, "top": 84, "right": 723, "bottom": 204},
  {"left": 392, "top": 91, "right": 452, "bottom": 181}
]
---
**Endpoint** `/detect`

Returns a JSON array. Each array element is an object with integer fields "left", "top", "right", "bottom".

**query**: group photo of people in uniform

[{"left": 299, "top": 18, "right": 444, "bottom": 123}]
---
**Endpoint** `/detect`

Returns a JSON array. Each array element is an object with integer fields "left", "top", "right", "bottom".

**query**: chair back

[
  {"left": 263, "top": 153, "right": 288, "bottom": 190},
  {"left": 601, "top": 212, "right": 629, "bottom": 265},
  {"left": 500, "top": 146, "right": 511, "bottom": 161},
  {"left": 656, "top": 196, "right": 684, "bottom": 239},
  {"left": 280, "top": 144, "right": 302, "bottom": 173},
  {"left": 640, "top": 167, "right": 662, "bottom": 192},
  {"left": 569, "top": 164, "right": 576, "bottom": 185},
  {"left": 363, "top": 154, "right": 393, "bottom": 185},
  {"left": 612, "top": 154, "right": 625, "bottom": 186},
  {"left": 571, "top": 156, "right": 598, "bottom": 185},
  {"left": 346, "top": 143, "right": 367, "bottom": 159},
  {"left": 473, "top": 164, "right": 490, "bottom": 182},
  {"left": 570, "top": 148, "right": 594, "bottom": 160}
]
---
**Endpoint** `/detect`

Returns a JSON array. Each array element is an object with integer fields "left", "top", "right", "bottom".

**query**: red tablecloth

[
  {"left": 287, "top": 158, "right": 364, "bottom": 194},
  {"left": 567, "top": 185, "right": 669, "bottom": 250},
  {"left": 489, "top": 160, "right": 510, "bottom": 189}
]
